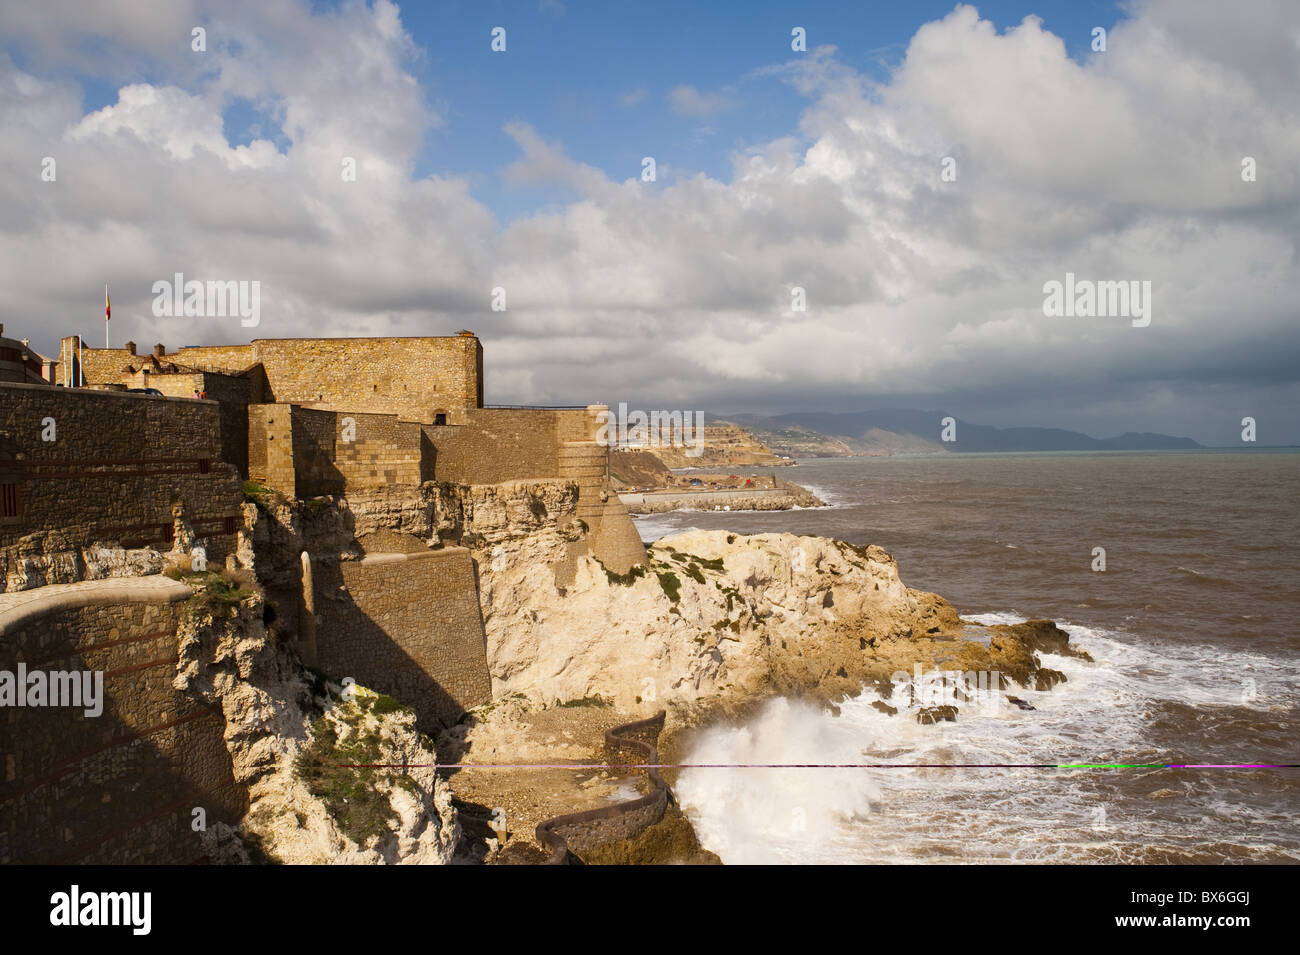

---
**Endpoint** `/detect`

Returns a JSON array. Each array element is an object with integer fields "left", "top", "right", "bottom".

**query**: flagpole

[{"left": 105, "top": 283, "right": 110, "bottom": 348}]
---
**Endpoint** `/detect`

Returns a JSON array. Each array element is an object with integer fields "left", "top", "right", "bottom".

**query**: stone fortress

[{"left": 0, "top": 328, "right": 648, "bottom": 863}]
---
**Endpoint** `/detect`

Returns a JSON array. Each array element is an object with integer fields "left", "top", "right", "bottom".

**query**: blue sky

[
  {"left": 47, "top": 0, "right": 1128, "bottom": 225},
  {"left": 392, "top": 0, "right": 1127, "bottom": 222}
]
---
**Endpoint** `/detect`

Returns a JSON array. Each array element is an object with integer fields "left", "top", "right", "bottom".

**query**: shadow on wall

[
  {"left": 0, "top": 602, "right": 247, "bottom": 863},
  {"left": 308, "top": 551, "right": 492, "bottom": 734},
  {"left": 420, "top": 430, "right": 437, "bottom": 483}
]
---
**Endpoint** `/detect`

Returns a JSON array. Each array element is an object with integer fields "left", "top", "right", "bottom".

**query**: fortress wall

[
  {"left": 427, "top": 408, "right": 562, "bottom": 485},
  {"left": 312, "top": 548, "right": 491, "bottom": 729},
  {"left": 555, "top": 406, "right": 602, "bottom": 444},
  {"left": 558, "top": 432, "right": 647, "bottom": 574},
  {"left": 0, "top": 594, "right": 244, "bottom": 863},
  {"left": 247, "top": 404, "right": 295, "bottom": 496},
  {"left": 0, "top": 384, "right": 243, "bottom": 564},
  {"left": 247, "top": 337, "right": 481, "bottom": 421},
  {"left": 141, "top": 372, "right": 252, "bottom": 478},
  {"left": 67, "top": 343, "right": 134, "bottom": 386},
  {"left": 77, "top": 336, "right": 480, "bottom": 422},
  {"left": 292, "top": 408, "right": 422, "bottom": 496},
  {"left": 287, "top": 407, "right": 340, "bottom": 496},
  {"left": 171, "top": 343, "right": 257, "bottom": 375},
  {"left": 589, "top": 496, "right": 648, "bottom": 574}
]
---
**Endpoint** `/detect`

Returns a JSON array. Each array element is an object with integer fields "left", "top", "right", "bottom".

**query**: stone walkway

[{"left": 0, "top": 576, "right": 192, "bottom": 636}]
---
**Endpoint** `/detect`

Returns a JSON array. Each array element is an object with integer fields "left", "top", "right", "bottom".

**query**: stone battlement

[
  {"left": 70, "top": 333, "right": 483, "bottom": 424},
  {"left": 0, "top": 381, "right": 244, "bottom": 579}
]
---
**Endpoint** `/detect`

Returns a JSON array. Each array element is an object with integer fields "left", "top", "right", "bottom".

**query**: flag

[{"left": 105, "top": 284, "right": 111, "bottom": 321}]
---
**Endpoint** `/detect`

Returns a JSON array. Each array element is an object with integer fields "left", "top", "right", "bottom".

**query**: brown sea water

[{"left": 646, "top": 451, "right": 1300, "bottom": 863}]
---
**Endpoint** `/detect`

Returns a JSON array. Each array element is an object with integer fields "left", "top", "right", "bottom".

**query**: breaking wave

[{"left": 677, "top": 614, "right": 1299, "bottom": 864}]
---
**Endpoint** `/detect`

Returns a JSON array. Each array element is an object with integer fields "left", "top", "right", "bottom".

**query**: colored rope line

[{"left": 333, "top": 762, "right": 1300, "bottom": 770}]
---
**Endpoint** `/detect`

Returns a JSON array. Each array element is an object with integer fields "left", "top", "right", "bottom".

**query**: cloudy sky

[{"left": 2, "top": 0, "right": 1297, "bottom": 445}]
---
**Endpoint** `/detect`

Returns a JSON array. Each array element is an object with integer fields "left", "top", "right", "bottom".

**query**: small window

[
  {"left": 198, "top": 458, "right": 211, "bottom": 474},
  {"left": 224, "top": 516, "right": 236, "bottom": 535},
  {"left": 434, "top": 413, "right": 447, "bottom": 426},
  {"left": 0, "top": 483, "right": 19, "bottom": 518}
]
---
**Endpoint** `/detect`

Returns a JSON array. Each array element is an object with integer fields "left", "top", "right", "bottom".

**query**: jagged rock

[
  {"left": 474, "top": 527, "right": 964, "bottom": 712},
  {"left": 1006, "top": 695, "right": 1035, "bottom": 711},
  {"left": 0, "top": 532, "right": 166, "bottom": 592},
  {"left": 1035, "top": 668, "right": 1067, "bottom": 691},
  {"left": 173, "top": 592, "right": 458, "bottom": 864},
  {"left": 870, "top": 700, "right": 898, "bottom": 716},
  {"left": 917, "top": 705, "right": 958, "bottom": 724},
  {"left": 1009, "top": 619, "right": 1094, "bottom": 662}
]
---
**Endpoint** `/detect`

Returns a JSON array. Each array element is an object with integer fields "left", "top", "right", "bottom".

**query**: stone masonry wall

[
  {"left": 427, "top": 408, "right": 562, "bottom": 485},
  {"left": 135, "top": 372, "right": 252, "bottom": 478},
  {"left": 0, "top": 594, "right": 244, "bottom": 863},
  {"left": 230, "top": 337, "right": 479, "bottom": 421},
  {"left": 79, "top": 335, "right": 482, "bottom": 424},
  {"left": 311, "top": 548, "right": 491, "bottom": 729},
  {"left": 292, "top": 407, "right": 422, "bottom": 496},
  {"left": 247, "top": 404, "right": 295, "bottom": 496},
  {"left": 67, "top": 341, "right": 133, "bottom": 387},
  {"left": 0, "top": 383, "right": 243, "bottom": 564},
  {"left": 170, "top": 344, "right": 257, "bottom": 375}
]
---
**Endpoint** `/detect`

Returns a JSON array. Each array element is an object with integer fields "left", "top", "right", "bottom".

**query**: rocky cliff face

[
  {"left": 0, "top": 531, "right": 166, "bottom": 591},
  {"left": 240, "top": 480, "right": 580, "bottom": 588},
  {"left": 644, "top": 422, "right": 791, "bottom": 469},
  {"left": 474, "top": 526, "right": 963, "bottom": 716},
  {"left": 173, "top": 588, "right": 459, "bottom": 864}
]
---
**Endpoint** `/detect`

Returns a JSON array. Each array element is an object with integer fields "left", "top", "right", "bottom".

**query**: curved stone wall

[
  {"left": 535, "top": 711, "right": 668, "bottom": 865},
  {"left": 0, "top": 577, "right": 245, "bottom": 863}
]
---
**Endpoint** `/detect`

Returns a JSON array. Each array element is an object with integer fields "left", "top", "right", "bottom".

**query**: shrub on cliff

[
  {"left": 655, "top": 570, "right": 681, "bottom": 602},
  {"left": 293, "top": 698, "right": 415, "bottom": 845},
  {"left": 170, "top": 567, "right": 254, "bottom": 619}
]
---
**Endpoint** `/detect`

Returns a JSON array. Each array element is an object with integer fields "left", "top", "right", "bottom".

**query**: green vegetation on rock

[
  {"left": 656, "top": 570, "right": 681, "bottom": 603},
  {"left": 600, "top": 561, "right": 647, "bottom": 586},
  {"left": 171, "top": 567, "right": 254, "bottom": 618},
  {"left": 293, "top": 695, "right": 419, "bottom": 846},
  {"left": 556, "top": 694, "right": 612, "bottom": 708}
]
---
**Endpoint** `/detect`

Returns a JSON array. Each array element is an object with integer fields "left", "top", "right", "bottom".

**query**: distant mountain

[{"left": 726, "top": 410, "right": 1203, "bottom": 455}]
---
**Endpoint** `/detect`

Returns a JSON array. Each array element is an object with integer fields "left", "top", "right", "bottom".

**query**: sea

[{"left": 632, "top": 450, "right": 1300, "bottom": 864}]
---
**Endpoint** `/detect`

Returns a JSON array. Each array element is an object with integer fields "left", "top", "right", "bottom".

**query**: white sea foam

[
  {"left": 630, "top": 514, "right": 698, "bottom": 544},
  {"left": 677, "top": 616, "right": 1299, "bottom": 864},
  {"left": 795, "top": 483, "right": 844, "bottom": 508},
  {"left": 673, "top": 697, "right": 879, "bottom": 864}
]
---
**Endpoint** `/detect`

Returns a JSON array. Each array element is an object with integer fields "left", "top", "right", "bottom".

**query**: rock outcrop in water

[{"left": 475, "top": 525, "right": 965, "bottom": 716}]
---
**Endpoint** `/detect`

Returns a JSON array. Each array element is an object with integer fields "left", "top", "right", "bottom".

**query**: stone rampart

[
  {"left": 0, "top": 577, "right": 245, "bottom": 863},
  {"left": 311, "top": 548, "right": 491, "bottom": 729},
  {"left": 0, "top": 383, "right": 243, "bottom": 573}
]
